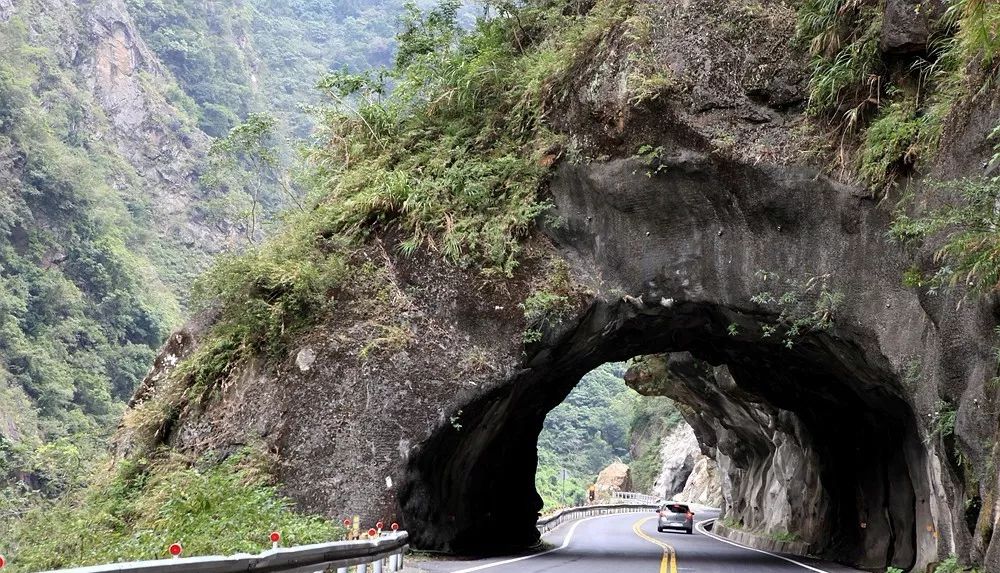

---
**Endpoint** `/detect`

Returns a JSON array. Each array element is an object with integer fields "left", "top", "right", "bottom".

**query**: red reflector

[{"left": 168, "top": 543, "right": 182, "bottom": 556}]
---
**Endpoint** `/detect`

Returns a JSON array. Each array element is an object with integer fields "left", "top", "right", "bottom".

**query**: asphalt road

[{"left": 405, "top": 511, "right": 862, "bottom": 573}]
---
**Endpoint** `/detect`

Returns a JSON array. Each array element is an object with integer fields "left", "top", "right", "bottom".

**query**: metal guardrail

[
  {"left": 32, "top": 493, "right": 660, "bottom": 572},
  {"left": 611, "top": 491, "right": 660, "bottom": 504},
  {"left": 536, "top": 503, "right": 657, "bottom": 535},
  {"left": 37, "top": 532, "right": 409, "bottom": 573}
]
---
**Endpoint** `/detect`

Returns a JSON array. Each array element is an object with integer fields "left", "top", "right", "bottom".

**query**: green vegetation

[
  {"left": 0, "top": 7, "right": 182, "bottom": 444},
  {"left": 535, "top": 363, "right": 684, "bottom": 509},
  {"left": 858, "top": 93, "right": 937, "bottom": 190},
  {"left": 628, "top": 395, "right": 684, "bottom": 493},
  {"left": 127, "top": 0, "right": 467, "bottom": 138},
  {"left": 5, "top": 449, "right": 343, "bottom": 572},
  {"left": 796, "top": 0, "right": 1000, "bottom": 295},
  {"left": 797, "top": 0, "right": 884, "bottom": 120},
  {"left": 536, "top": 364, "right": 636, "bottom": 508},
  {"left": 131, "top": 0, "right": 647, "bottom": 437},
  {"left": 932, "top": 554, "right": 982, "bottom": 573},
  {"left": 635, "top": 144, "right": 669, "bottom": 176},
  {"left": 521, "top": 259, "right": 579, "bottom": 343},
  {"left": 204, "top": 112, "right": 298, "bottom": 241},
  {"left": 929, "top": 399, "right": 958, "bottom": 442},
  {"left": 0, "top": 434, "right": 104, "bottom": 544},
  {"left": 891, "top": 175, "right": 1000, "bottom": 293},
  {"left": 125, "top": 0, "right": 254, "bottom": 137},
  {"left": 797, "top": 0, "right": 1000, "bottom": 189},
  {"left": 751, "top": 271, "right": 844, "bottom": 348},
  {"left": 769, "top": 530, "right": 802, "bottom": 543},
  {"left": 1, "top": 0, "right": 443, "bottom": 552},
  {"left": 718, "top": 516, "right": 741, "bottom": 529}
]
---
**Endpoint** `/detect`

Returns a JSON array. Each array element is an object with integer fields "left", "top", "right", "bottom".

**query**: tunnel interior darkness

[{"left": 397, "top": 298, "right": 924, "bottom": 570}]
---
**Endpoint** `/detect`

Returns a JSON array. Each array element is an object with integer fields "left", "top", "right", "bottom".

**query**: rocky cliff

[
  {"left": 117, "top": 0, "right": 1000, "bottom": 571},
  {"left": 650, "top": 423, "right": 702, "bottom": 501},
  {"left": 85, "top": 0, "right": 229, "bottom": 252},
  {"left": 0, "top": 0, "right": 265, "bottom": 445}
]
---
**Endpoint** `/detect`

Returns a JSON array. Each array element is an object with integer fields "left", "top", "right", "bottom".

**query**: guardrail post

[
  {"left": 358, "top": 562, "right": 368, "bottom": 573},
  {"left": 337, "top": 567, "right": 348, "bottom": 573},
  {"left": 374, "top": 558, "right": 383, "bottom": 573}
]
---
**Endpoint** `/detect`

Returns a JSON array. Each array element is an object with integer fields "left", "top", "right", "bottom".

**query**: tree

[{"left": 205, "top": 112, "right": 297, "bottom": 242}]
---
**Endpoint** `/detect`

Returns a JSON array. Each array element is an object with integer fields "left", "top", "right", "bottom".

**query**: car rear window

[{"left": 662, "top": 504, "right": 689, "bottom": 513}]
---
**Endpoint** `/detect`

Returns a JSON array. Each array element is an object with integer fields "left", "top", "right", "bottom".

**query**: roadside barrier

[
  {"left": 610, "top": 491, "right": 660, "bottom": 504},
  {"left": 537, "top": 502, "right": 658, "bottom": 535},
  {"left": 27, "top": 493, "right": 660, "bottom": 572},
  {"left": 34, "top": 532, "right": 409, "bottom": 573}
]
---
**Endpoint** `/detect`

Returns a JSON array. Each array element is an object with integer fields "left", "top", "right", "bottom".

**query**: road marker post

[
  {"left": 168, "top": 543, "right": 183, "bottom": 559},
  {"left": 0, "top": 553, "right": 6, "bottom": 568},
  {"left": 269, "top": 531, "right": 281, "bottom": 549},
  {"left": 342, "top": 518, "right": 353, "bottom": 539}
]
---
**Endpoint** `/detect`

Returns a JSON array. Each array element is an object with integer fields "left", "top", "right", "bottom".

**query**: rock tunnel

[
  {"left": 398, "top": 297, "right": 925, "bottom": 569},
  {"left": 136, "top": 151, "right": 984, "bottom": 571},
  {"left": 397, "top": 155, "right": 936, "bottom": 570}
]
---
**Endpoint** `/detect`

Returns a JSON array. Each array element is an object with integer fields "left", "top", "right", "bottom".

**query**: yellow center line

[{"left": 631, "top": 517, "right": 678, "bottom": 573}]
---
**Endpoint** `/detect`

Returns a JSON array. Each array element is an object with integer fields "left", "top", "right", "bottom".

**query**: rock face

[
  {"left": 7, "top": 0, "right": 238, "bottom": 255},
  {"left": 675, "top": 455, "right": 723, "bottom": 508},
  {"left": 595, "top": 461, "right": 632, "bottom": 499},
  {"left": 880, "top": 0, "right": 944, "bottom": 54},
  {"left": 653, "top": 423, "right": 700, "bottom": 499},
  {"left": 80, "top": 0, "right": 236, "bottom": 252},
  {"left": 123, "top": 0, "right": 1000, "bottom": 570}
]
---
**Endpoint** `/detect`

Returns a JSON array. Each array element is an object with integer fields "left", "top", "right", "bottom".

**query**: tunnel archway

[
  {"left": 398, "top": 297, "right": 925, "bottom": 569},
  {"left": 395, "top": 154, "right": 936, "bottom": 570}
]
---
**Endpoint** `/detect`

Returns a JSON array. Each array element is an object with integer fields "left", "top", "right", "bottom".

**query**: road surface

[{"left": 405, "top": 511, "right": 861, "bottom": 573}]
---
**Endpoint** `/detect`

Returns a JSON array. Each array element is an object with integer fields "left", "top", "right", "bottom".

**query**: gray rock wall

[{"left": 652, "top": 423, "right": 699, "bottom": 499}]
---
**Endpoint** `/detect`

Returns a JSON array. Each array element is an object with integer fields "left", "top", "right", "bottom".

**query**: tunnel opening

[
  {"left": 398, "top": 298, "right": 924, "bottom": 570},
  {"left": 533, "top": 362, "right": 695, "bottom": 511}
]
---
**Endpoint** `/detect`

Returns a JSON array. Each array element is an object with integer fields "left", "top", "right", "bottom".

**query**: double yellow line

[{"left": 632, "top": 517, "right": 678, "bottom": 573}]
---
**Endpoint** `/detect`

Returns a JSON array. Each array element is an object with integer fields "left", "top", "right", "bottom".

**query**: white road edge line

[
  {"left": 449, "top": 513, "right": 609, "bottom": 573},
  {"left": 694, "top": 519, "right": 830, "bottom": 573}
]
